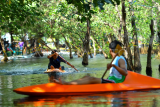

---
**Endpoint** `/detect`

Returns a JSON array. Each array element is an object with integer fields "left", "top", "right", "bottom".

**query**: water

[{"left": 0, "top": 53, "right": 160, "bottom": 107}]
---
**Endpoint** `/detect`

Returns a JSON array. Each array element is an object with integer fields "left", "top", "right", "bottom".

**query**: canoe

[{"left": 13, "top": 71, "right": 160, "bottom": 96}]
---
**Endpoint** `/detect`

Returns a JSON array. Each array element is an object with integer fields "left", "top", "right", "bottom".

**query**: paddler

[
  {"left": 47, "top": 50, "right": 75, "bottom": 82},
  {"left": 53, "top": 40, "right": 128, "bottom": 85}
]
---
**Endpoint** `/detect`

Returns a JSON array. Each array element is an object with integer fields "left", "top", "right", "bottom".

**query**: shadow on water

[{"left": 13, "top": 90, "right": 160, "bottom": 107}]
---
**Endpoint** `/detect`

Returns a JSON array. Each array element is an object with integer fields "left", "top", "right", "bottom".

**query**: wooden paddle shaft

[{"left": 101, "top": 53, "right": 118, "bottom": 79}]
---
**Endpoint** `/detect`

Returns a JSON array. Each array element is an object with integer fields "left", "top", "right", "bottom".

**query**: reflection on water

[
  {"left": 13, "top": 91, "right": 160, "bottom": 107},
  {"left": 0, "top": 54, "right": 160, "bottom": 107}
]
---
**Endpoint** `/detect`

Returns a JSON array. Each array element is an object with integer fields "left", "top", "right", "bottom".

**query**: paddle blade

[{"left": 114, "top": 44, "right": 124, "bottom": 56}]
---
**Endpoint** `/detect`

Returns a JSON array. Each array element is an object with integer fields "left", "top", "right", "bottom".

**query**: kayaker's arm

[
  {"left": 111, "top": 59, "right": 128, "bottom": 76},
  {"left": 47, "top": 54, "right": 54, "bottom": 58}
]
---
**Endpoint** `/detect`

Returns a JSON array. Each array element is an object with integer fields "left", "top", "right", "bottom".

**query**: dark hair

[
  {"left": 51, "top": 50, "right": 57, "bottom": 54},
  {"left": 109, "top": 40, "right": 122, "bottom": 52}
]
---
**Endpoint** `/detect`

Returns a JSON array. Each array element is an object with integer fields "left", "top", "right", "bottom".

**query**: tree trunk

[
  {"left": 55, "top": 39, "right": 60, "bottom": 52},
  {"left": 146, "top": 19, "right": 154, "bottom": 77},
  {"left": 115, "top": 4, "right": 123, "bottom": 42},
  {"left": 50, "top": 37, "right": 60, "bottom": 52},
  {"left": 89, "top": 47, "right": 93, "bottom": 58},
  {"left": 157, "top": 4, "right": 160, "bottom": 44},
  {"left": 122, "top": 0, "right": 133, "bottom": 71},
  {"left": 90, "top": 36, "right": 96, "bottom": 56},
  {"left": 70, "top": 36, "right": 78, "bottom": 55},
  {"left": 129, "top": 0, "right": 141, "bottom": 73},
  {"left": 157, "top": 4, "right": 160, "bottom": 58},
  {"left": 82, "top": 19, "right": 90, "bottom": 66},
  {"left": 9, "top": 29, "right": 14, "bottom": 43},
  {"left": 107, "top": 34, "right": 116, "bottom": 43},
  {"left": 158, "top": 32, "right": 160, "bottom": 43},
  {"left": 92, "top": 36, "right": 108, "bottom": 58},
  {"left": 0, "top": 30, "right": 8, "bottom": 62},
  {"left": 62, "top": 35, "right": 73, "bottom": 59},
  {"left": 158, "top": 64, "right": 160, "bottom": 73}
]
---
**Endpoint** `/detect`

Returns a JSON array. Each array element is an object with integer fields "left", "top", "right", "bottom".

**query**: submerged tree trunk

[
  {"left": 129, "top": 0, "right": 141, "bottom": 73},
  {"left": 82, "top": 19, "right": 90, "bottom": 66},
  {"left": 146, "top": 19, "right": 154, "bottom": 76},
  {"left": 89, "top": 47, "right": 93, "bottom": 58},
  {"left": 121, "top": 0, "right": 133, "bottom": 71},
  {"left": 0, "top": 31, "right": 8, "bottom": 62}
]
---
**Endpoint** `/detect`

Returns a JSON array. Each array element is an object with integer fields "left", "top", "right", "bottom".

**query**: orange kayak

[
  {"left": 44, "top": 68, "right": 65, "bottom": 73},
  {"left": 13, "top": 71, "right": 160, "bottom": 96}
]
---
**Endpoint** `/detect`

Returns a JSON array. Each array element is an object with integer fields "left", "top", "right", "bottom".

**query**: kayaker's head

[
  {"left": 109, "top": 40, "right": 123, "bottom": 56},
  {"left": 51, "top": 50, "right": 57, "bottom": 54},
  {"left": 51, "top": 50, "right": 58, "bottom": 60}
]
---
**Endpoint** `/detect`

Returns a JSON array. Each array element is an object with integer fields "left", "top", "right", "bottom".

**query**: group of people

[
  {"left": 47, "top": 40, "right": 128, "bottom": 85},
  {"left": 0, "top": 38, "right": 24, "bottom": 56}
]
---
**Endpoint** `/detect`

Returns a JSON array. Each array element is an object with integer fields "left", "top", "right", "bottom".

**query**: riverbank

[{"left": 0, "top": 51, "right": 51, "bottom": 61}]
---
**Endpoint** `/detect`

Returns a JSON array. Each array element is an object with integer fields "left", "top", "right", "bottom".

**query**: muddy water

[{"left": 0, "top": 53, "right": 160, "bottom": 107}]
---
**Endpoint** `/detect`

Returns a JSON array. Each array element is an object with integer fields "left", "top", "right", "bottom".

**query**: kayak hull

[
  {"left": 13, "top": 71, "right": 160, "bottom": 96},
  {"left": 44, "top": 69, "right": 65, "bottom": 73}
]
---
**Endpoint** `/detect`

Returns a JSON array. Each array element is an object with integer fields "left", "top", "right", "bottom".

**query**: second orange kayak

[{"left": 44, "top": 68, "right": 65, "bottom": 73}]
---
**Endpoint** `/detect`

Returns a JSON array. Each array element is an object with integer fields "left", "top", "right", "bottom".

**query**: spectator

[{"left": 18, "top": 41, "right": 24, "bottom": 51}]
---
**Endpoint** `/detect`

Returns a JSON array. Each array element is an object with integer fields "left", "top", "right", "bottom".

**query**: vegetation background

[{"left": 0, "top": 0, "right": 160, "bottom": 76}]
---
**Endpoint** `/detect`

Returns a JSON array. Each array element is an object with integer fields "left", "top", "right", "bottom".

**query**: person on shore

[
  {"left": 47, "top": 50, "right": 75, "bottom": 82},
  {"left": 53, "top": 40, "right": 128, "bottom": 85},
  {"left": 18, "top": 41, "right": 24, "bottom": 51}
]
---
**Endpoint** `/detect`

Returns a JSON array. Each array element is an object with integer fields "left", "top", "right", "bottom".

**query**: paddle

[
  {"left": 38, "top": 38, "right": 79, "bottom": 72},
  {"left": 101, "top": 44, "right": 124, "bottom": 79}
]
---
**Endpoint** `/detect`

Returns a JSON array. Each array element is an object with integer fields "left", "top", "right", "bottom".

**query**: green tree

[
  {"left": 65, "top": 0, "right": 120, "bottom": 66},
  {"left": 0, "top": 0, "right": 41, "bottom": 61}
]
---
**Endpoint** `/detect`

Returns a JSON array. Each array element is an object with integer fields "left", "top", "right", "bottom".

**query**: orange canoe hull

[
  {"left": 44, "top": 69, "right": 65, "bottom": 73},
  {"left": 13, "top": 71, "right": 160, "bottom": 96}
]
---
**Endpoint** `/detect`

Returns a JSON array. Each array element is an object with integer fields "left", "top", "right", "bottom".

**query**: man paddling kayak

[
  {"left": 47, "top": 50, "right": 75, "bottom": 82},
  {"left": 53, "top": 40, "right": 128, "bottom": 85}
]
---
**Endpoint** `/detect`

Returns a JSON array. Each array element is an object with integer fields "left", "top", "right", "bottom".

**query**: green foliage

[
  {"left": 102, "top": 42, "right": 111, "bottom": 57},
  {"left": 0, "top": 0, "right": 42, "bottom": 33},
  {"left": 65, "top": 0, "right": 120, "bottom": 22},
  {"left": 1, "top": 0, "right": 160, "bottom": 58}
]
